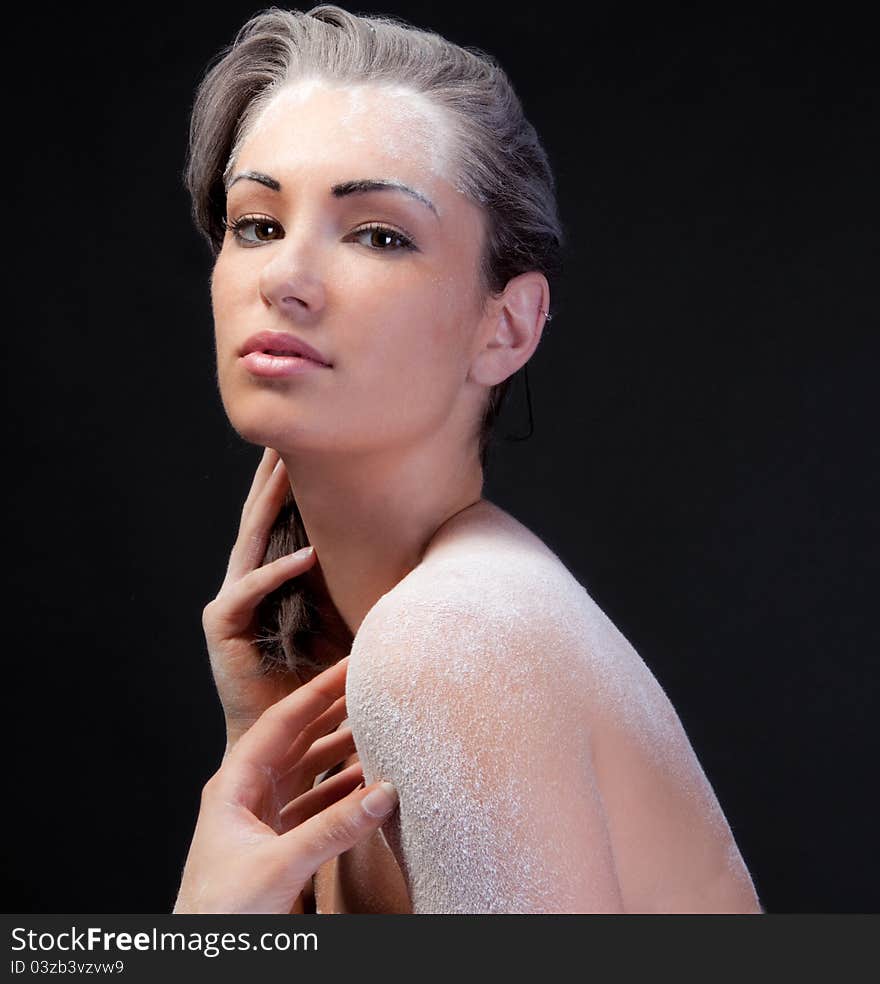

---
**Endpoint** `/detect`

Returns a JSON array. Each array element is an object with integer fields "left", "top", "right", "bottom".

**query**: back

[{"left": 343, "top": 499, "right": 761, "bottom": 913}]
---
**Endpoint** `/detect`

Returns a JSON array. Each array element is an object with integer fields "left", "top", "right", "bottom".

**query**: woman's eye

[
  {"left": 222, "top": 215, "right": 416, "bottom": 252},
  {"left": 351, "top": 224, "right": 416, "bottom": 252},
  {"left": 223, "top": 215, "right": 280, "bottom": 245}
]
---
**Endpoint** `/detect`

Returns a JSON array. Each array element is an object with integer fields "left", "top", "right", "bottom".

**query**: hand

[
  {"left": 203, "top": 446, "right": 315, "bottom": 750},
  {"left": 173, "top": 656, "right": 398, "bottom": 914}
]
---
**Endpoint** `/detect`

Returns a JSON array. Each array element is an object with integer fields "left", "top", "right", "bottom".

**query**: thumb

[{"left": 277, "top": 780, "right": 400, "bottom": 882}]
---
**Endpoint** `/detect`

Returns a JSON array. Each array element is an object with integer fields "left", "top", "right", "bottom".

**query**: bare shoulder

[
  {"left": 343, "top": 507, "right": 625, "bottom": 911},
  {"left": 345, "top": 501, "right": 762, "bottom": 913},
  {"left": 346, "top": 500, "right": 646, "bottom": 718}
]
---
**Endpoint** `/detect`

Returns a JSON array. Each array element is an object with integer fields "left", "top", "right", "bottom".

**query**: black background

[{"left": 3, "top": 3, "right": 876, "bottom": 913}]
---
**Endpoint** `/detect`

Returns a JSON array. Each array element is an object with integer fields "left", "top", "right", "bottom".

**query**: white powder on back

[
  {"left": 343, "top": 503, "right": 753, "bottom": 913},
  {"left": 346, "top": 565, "right": 563, "bottom": 911},
  {"left": 343, "top": 510, "right": 644, "bottom": 912}
]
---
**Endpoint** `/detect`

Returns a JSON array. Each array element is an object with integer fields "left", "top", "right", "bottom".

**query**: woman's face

[{"left": 211, "top": 78, "right": 491, "bottom": 457}]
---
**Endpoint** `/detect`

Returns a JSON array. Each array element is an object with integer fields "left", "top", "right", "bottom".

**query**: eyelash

[{"left": 221, "top": 213, "right": 417, "bottom": 252}]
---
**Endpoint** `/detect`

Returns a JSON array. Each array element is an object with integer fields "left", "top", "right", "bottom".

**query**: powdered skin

[{"left": 342, "top": 501, "right": 758, "bottom": 913}]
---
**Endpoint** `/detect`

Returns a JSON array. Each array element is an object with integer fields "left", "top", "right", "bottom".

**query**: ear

[{"left": 469, "top": 271, "right": 550, "bottom": 387}]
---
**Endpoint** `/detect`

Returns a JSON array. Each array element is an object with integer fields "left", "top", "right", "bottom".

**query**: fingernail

[
  {"left": 361, "top": 781, "right": 398, "bottom": 818},
  {"left": 291, "top": 545, "right": 314, "bottom": 559}
]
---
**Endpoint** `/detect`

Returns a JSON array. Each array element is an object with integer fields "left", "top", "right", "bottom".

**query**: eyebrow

[{"left": 226, "top": 170, "right": 439, "bottom": 220}]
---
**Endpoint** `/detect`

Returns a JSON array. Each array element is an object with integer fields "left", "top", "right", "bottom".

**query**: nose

[{"left": 258, "top": 227, "right": 327, "bottom": 321}]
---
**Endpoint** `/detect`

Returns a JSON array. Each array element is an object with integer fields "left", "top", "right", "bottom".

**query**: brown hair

[{"left": 183, "top": 4, "right": 564, "bottom": 679}]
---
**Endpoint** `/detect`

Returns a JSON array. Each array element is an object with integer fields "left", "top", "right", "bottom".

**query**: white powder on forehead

[
  {"left": 335, "top": 82, "right": 454, "bottom": 178},
  {"left": 343, "top": 506, "right": 747, "bottom": 913},
  {"left": 233, "top": 76, "right": 461, "bottom": 199}
]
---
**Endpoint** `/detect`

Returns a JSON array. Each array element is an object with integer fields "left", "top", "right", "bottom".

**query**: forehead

[{"left": 234, "top": 78, "right": 458, "bottom": 204}]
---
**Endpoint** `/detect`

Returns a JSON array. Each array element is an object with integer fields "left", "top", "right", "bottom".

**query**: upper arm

[{"left": 346, "top": 586, "right": 625, "bottom": 914}]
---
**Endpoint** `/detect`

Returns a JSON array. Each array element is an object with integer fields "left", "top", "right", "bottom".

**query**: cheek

[
  {"left": 211, "top": 251, "right": 235, "bottom": 298},
  {"left": 209, "top": 262, "right": 227, "bottom": 323},
  {"left": 210, "top": 258, "right": 245, "bottom": 348},
  {"left": 346, "top": 278, "right": 465, "bottom": 382}
]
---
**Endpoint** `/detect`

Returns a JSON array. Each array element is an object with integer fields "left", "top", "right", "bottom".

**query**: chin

[
  {"left": 227, "top": 411, "right": 300, "bottom": 453},
  {"left": 219, "top": 385, "right": 294, "bottom": 448},
  {"left": 223, "top": 394, "right": 344, "bottom": 457}
]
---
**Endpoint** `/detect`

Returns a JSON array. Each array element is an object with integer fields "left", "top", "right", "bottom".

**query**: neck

[{"left": 279, "top": 438, "right": 484, "bottom": 638}]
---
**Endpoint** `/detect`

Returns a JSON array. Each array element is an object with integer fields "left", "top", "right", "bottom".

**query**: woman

[{"left": 176, "top": 4, "right": 763, "bottom": 913}]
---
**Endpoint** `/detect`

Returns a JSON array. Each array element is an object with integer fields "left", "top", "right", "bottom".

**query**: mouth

[
  {"left": 239, "top": 330, "right": 332, "bottom": 367},
  {"left": 239, "top": 350, "right": 331, "bottom": 378},
  {"left": 258, "top": 349, "right": 324, "bottom": 363}
]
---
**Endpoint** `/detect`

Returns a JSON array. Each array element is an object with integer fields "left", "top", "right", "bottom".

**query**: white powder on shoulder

[
  {"left": 344, "top": 504, "right": 748, "bottom": 912},
  {"left": 342, "top": 511, "right": 635, "bottom": 912}
]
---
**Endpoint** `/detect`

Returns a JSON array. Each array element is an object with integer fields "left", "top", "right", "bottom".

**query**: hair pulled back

[{"left": 183, "top": 4, "right": 564, "bottom": 677}]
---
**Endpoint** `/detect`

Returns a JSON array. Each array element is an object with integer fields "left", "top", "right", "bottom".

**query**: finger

[
  {"left": 274, "top": 726, "right": 357, "bottom": 807},
  {"left": 222, "top": 657, "right": 350, "bottom": 805},
  {"left": 275, "top": 780, "right": 399, "bottom": 885},
  {"left": 304, "top": 695, "right": 350, "bottom": 747},
  {"left": 241, "top": 446, "right": 280, "bottom": 521},
  {"left": 265, "top": 696, "right": 350, "bottom": 802},
  {"left": 225, "top": 455, "right": 292, "bottom": 583},
  {"left": 290, "top": 726, "right": 356, "bottom": 784},
  {"left": 277, "top": 762, "right": 365, "bottom": 834},
  {"left": 273, "top": 695, "right": 349, "bottom": 776},
  {"left": 227, "top": 448, "right": 280, "bottom": 577},
  {"left": 275, "top": 695, "right": 348, "bottom": 773},
  {"left": 208, "top": 548, "right": 317, "bottom": 638}
]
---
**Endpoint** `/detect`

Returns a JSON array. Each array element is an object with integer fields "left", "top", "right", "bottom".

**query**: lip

[
  {"left": 240, "top": 351, "right": 330, "bottom": 377},
  {"left": 238, "top": 330, "right": 332, "bottom": 367}
]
